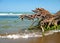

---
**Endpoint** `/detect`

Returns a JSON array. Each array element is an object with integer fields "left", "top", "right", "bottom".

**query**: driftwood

[
  {"left": 20, "top": 8, "right": 60, "bottom": 32},
  {"left": 20, "top": 14, "right": 36, "bottom": 20}
]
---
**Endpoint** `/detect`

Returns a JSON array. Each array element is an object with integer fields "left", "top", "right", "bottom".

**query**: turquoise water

[
  {"left": 0, "top": 12, "right": 54, "bottom": 34},
  {"left": 0, "top": 12, "right": 34, "bottom": 34}
]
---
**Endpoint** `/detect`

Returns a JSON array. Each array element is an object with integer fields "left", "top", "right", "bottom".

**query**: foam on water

[
  {"left": 0, "top": 13, "right": 60, "bottom": 39},
  {"left": 0, "top": 13, "right": 23, "bottom": 16},
  {"left": 0, "top": 30, "right": 60, "bottom": 39}
]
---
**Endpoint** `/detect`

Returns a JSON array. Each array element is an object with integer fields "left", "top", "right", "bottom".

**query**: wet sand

[{"left": 0, "top": 32, "right": 60, "bottom": 43}]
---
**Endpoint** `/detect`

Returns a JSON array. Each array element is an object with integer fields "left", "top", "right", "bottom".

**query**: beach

[
  {"left": 0, "top": 0, "right": 60, "bottom": 43},
  {"left": 0, "top": 32, "right": 60, "bottom": 43},
  {"left": 0, "top": 13, "right": 60, "bottom": 43}
]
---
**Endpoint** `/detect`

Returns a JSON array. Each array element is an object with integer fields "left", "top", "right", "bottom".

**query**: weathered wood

[{"left": 20, "top": 8, "right": 60, "bottom": 31}]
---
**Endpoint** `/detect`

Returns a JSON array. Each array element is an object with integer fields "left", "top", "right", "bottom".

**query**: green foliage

[{"left": 28, "top": 20, "right": 60, "bottom": 32}]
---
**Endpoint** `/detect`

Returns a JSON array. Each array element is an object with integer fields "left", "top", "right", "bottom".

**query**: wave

[
  {"left": 0, "top": 30, "right": 60, "bottom": 39},
  {"left": 0, "top": 13, "right": 23, "bottom": 16}
]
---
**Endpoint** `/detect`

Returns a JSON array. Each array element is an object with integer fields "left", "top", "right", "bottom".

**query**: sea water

[
  {"left": 0, "top": 12, "right": 60, "bottom": 39},
  {"left": 0, "top": 12, "right": 34, "bottom": 34}
]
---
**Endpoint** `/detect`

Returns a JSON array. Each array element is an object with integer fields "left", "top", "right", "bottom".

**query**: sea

[
  {"left": 0, "top": 12, "right": 42, "bottom": 39},
  {"left": 0, "top": 12, "right": 34, "bottom": 34},
  {"left": 0, "top": 12, "right": 60, "bottom": 43}
]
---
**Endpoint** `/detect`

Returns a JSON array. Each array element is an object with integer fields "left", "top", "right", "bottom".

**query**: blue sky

[{"left": 0, "top": 0, "right": 60, "bottom": 13}]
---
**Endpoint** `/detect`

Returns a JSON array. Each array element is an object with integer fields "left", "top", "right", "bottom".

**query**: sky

[{"left": 0, "top": 0, "right": 60, "bottom": 13}]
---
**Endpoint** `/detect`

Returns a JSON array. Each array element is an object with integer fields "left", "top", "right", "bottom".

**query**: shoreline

[{"left": 0, "top": 30, "right": 60, "bottom": 39}]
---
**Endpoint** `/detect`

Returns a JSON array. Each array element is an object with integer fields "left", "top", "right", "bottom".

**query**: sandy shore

[{"left": 0, "top": 32, "right": 60, "bottom": 43}]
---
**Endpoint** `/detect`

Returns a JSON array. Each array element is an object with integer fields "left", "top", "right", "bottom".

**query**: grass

[
  {"left": 28, "top": 19, "right": 60, "bottom": 32},
  {"left": 27, "top": 24, "right": 60, "bottom": 36}
]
